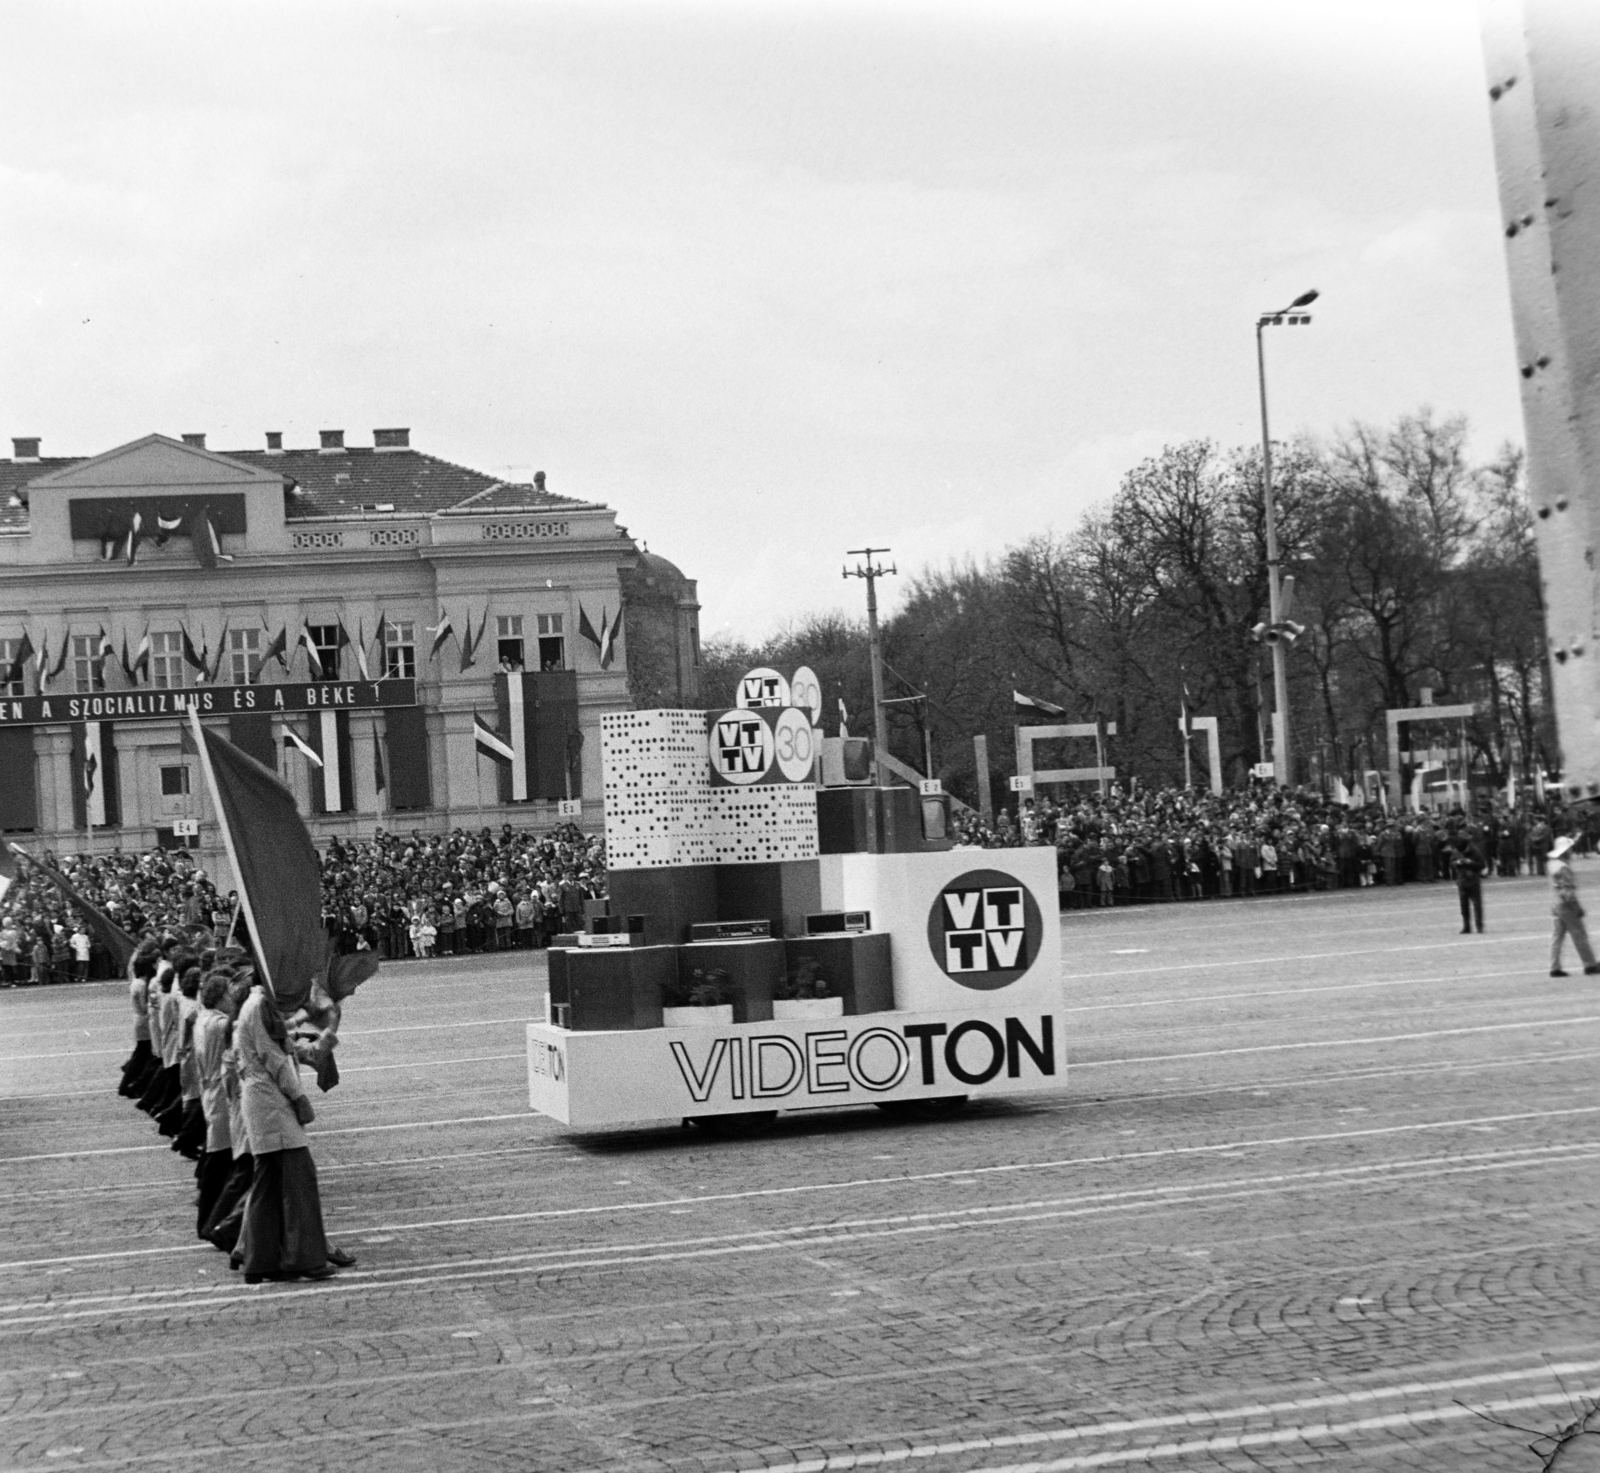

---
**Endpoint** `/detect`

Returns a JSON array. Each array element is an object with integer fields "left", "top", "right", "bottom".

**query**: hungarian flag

[
  {"left": 306, "top": 711, "right": 352, "bottom": 813},
  {"left": 124, "top": 512, "right": 143, "bottom": 565},
  {"left": 427, "top": 609, "right": 454, "bottom": 660},
  {"left": 373, "top": 723, "right": 386, "bottom": 794},
  {"left": 578, "top": 605, "right": 620, "bottom": 670},
  {"left": 3, "top": 632, "right": 33, "bottom": 687},
  {"left": 283, "top": 729, "right": 324, "bottom": 768},
  {"left": 473, "top": 710, "right": 517, "bottom": 774},
  {"left": 129, "top": 627, "right": 151, "bottom": 684},
  {"left": 188, "top": 711, "right": 326, "bottom": 1012},
  {"left": 1178, "top": 682, "right": 1192, "bottom": 739},
  {"left": 186, "top": 505, "right": 233, "bottom": 569},
  {"left": 459, "top": 609, "right": 487, "bottom": 673},
  {"left": 1013, "top": 690, "right": 1067, "bottom": 718},
  {"left": 181, "top": 625, "right": 208, "bottom": 678},
  {"left": 298, "top": 624, "right": 323, "bottom": 679},
  {"left": 839, "top": 698, "right": 849, "bottom": 739},
  {"left": 262, "top": 624, "right": 288, "bottom": 671},
  {"left": 10, "top": 845, "right": 136, "bottom": 974},
  {"left": 47, "top": 634, "right": 69, "bottom": 684},
  {"left": 206, "top": 621, "right": 231, "bottom": 683},
  {"left": 32, "top": 632, "right": 48, "bottom": 689},
  {"left": 72, "top": 722, "right": 117, "bottom": 827},
  {"left": 353, "top": 617, "right": 371, "bottom": 681}
]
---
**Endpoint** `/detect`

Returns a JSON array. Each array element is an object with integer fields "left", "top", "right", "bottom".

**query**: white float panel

[
  {"left": 817, "top": 848, "right": 1062, "bottom": 1014},
  {"left": 528, "top": 1007, "right": 1066, "bottom": 1127}
]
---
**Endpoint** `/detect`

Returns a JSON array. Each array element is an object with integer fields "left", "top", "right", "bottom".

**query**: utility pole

[
  {"left": 1256, "top": 288, "right": 1318, "bottom": 787},
  {"left": 843, "top": 548, "right": 895, "bottom": 785}
]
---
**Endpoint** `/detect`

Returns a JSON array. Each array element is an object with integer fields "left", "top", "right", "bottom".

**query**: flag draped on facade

[{"left": 473, "top": 710, "right": 517, "bottom": 771}]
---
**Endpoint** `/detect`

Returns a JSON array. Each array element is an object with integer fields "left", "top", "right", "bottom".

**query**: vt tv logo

[{"left": 942, "top": 886, "right": 1026, "bottom": 972}]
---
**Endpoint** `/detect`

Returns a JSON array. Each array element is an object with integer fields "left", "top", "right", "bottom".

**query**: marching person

[
  {"left": 1548, "top": 834, "right": 1600, "bottom": 977},
  {"left": 192, "top": 970, "right": 239, "bottom": 1237},
  {"left": 118, "top": 943, "right": 160, "bottom": 1098},
  {"left": 202, "top": 974, "right": 256, "bottom": 1254},
  {"left": 234, "top": 981, "right": 355, "bottom": 1284}
]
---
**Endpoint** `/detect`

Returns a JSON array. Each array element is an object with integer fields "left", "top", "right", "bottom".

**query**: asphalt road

[{"left": 3, "top": 872, "right": 1598, "bottom": 1472}]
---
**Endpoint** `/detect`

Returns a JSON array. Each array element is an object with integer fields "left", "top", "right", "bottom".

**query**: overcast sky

[{"left": 1, "top": 1, "right": 1520, "bottom": 641}]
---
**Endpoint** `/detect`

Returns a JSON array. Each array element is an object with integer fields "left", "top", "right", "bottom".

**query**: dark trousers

[
  {"left": 1458, "top": 884, "right": 1483, "bottom": 932},
  {"left": 119, "top": 1038, "right": 152, "bottom": 1096},
  {"left": 196, "top": 1149, "right": 234, "bottom": 1238},
  {"left": 202, "top": 1152, "right": 255, "bottom": 1251},
  {"left": 173, "top": 1098, "right": 206, "bottom": 1158},
  {"left": 239, "top": 1147, "right": 330, "bottom": 1278}
]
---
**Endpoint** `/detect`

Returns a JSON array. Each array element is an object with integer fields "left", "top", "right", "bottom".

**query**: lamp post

[{"left": 1256, "top": 288, "right": 1317, "bottom": 787}]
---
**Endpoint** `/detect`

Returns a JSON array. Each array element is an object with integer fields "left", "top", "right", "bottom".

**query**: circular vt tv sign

[{"left": 926, "top": 868, "right": 1044, "bottom": 991}]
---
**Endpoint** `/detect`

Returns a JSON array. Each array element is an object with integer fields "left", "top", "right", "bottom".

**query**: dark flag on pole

[
  {"left": 11, "top": 844, "right": 136, "bottom": 975},
  {"left": 373, "top": 723, "right": 386, "bottom": 794},
  {"left": 188, "top": 713, "right": 326, "bottom": 1013}
]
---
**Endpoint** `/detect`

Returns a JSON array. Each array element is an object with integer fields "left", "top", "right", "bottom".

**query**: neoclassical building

[{"left": 0, "top": 427, "right": 700, "bottom": 857}]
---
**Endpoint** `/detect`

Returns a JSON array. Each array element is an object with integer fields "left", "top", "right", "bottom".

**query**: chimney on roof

[
  {"left": 11, "top": 437, "right": 40, "bottom": 463},
  {"left": 265, "top": 431, "right": 284, "bottom": 454},
  {"left": 533, "top": 471, "right": 546, "bottom": 491},
  {"left": 318, "top": 429, "right": 346, "bottom": 454},
  {"left": 181, "top": 432, "right": 206, "bottom": 449},
  {"left": 373, "top": 427, "right": 410, "bottom": 452}
]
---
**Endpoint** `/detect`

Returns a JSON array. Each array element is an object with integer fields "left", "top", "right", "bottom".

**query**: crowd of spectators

[
  {"left": 950, "top": 785, "right": 1584, "bottom": 907},
  {"left": 1, "top": 787, "right": 1585, "bottom": 985},
  {"left": 0, "top": 823, "right": 608, "bottom": 984}
]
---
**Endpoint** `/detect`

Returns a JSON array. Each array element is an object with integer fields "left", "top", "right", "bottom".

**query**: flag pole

[{"left": 187, "top": 705, "right": 276, "bottom": 999}]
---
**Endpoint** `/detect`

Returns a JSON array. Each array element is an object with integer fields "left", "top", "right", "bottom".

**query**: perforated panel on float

[{"left": 603, "top": 709, "right": 819, "bottom": 869}]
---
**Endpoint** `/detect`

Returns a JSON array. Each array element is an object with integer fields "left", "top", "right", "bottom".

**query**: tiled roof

[
  {"left": 0, "top": 459, "right": 79, "bottom": 532},
  {"left": 0, "top": 447, "right": 601, "bottom": 531}
]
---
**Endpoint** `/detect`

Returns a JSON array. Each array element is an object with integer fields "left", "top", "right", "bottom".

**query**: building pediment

[{"left": 27, "top": 434, "right": 284, "bottom": 493}]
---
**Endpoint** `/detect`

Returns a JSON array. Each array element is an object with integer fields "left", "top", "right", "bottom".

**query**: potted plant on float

[
  {"left": 772, "top": 959, "right": 844, "bottom": 1021},
  {"left": 662, "top": 967, "right": 735, "bottom": 1027}
]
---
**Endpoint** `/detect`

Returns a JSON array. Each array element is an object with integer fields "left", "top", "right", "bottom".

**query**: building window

[
  {"left": 307, "top": 624, "right": 342, "bottom": 681},
  {"left": 384, "top": 620, "right": 416, "bottom": 680},
  {"left": 496, "top": 615, "right": 524, "bottom": 671},
  {"left": 159, "top": 765, "right": 190, "bottom": 797},
  {"left": 73, "top": 634, "right": 105, "bottom": 694},
  {"left": 0, "top": 639, "right": 24, "bottom": 698},
  {"left": 229, "top": 627, "right": 261, "bottom": 686},
  {"left": 536, "top": 613, "right": 565, "bottom": 671},
  {"left": 150, "top": 632, "right": 185, "bottom": 689}
]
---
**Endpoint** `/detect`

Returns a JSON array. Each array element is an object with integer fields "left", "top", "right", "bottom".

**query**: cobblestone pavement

[{"left": 3, "top": 875, "right": 1599, "bottom": 1471}]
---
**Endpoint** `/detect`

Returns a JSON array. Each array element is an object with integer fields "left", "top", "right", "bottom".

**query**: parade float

[{"left": 526, "top": 671, "right": 1067, "bottom": 1130}]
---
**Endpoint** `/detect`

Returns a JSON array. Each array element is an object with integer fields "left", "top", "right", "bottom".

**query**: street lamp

[{"left": 1256, "top": 288, "right": 1317, "bottom": 787}]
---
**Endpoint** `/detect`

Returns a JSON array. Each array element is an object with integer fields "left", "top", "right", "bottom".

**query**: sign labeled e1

[
  {"left": 1252, "top": 762, "right": 1275, "bottom": 780},
  {"left": 1009, "top": 775, "right": 1034, "bottom": 793}
]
